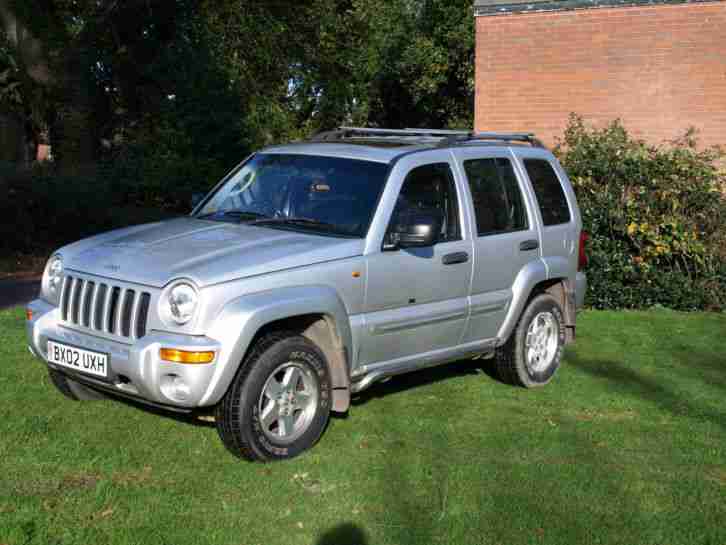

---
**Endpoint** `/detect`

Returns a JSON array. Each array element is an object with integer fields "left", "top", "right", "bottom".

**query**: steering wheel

[{"left": 244, "top": 200, "right": 280, "bottom": 218}]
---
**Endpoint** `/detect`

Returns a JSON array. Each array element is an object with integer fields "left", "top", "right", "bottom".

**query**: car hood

[{"left": 61, "top": 217, "right": 365, "bottom": 288}]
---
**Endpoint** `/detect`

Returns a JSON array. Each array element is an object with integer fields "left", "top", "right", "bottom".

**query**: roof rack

[
  {"left": 439, "top": 131, "right": 545, "bottom": 148},
  {"left": 308, "top": 126, "right": 545, "bottom": 148},
  {"left": 309, "top": 126, "right": 470, "bottom": 142}
]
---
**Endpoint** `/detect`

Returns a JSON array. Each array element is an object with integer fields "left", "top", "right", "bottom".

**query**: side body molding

[
  {"left": 199, "top": 285, "right": 353, "bottom": 408},
  {"left": 495, "top": 259, "right": 548, "bottom": 344}
]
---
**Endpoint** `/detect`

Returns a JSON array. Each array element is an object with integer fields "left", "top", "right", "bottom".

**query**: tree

[
  {"left": 0, "top": 0, "right": 95, "bottom": 164},
  {"left": 0, "top": 0, "right": 477, "bottom": 168},
  {"left": 286, "top": 0, "right": 475, "bottom": 131}
]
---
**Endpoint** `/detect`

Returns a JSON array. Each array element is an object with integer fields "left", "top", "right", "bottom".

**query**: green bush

[
  {"left": 555, "top": 115, "right": 726, "bottom": 311},
  {"left": 0, "top": 163, "right": 173, "bottom": 255}
]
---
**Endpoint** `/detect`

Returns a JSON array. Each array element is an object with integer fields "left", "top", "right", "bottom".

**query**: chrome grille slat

[
  {"left": 130, "top": 291, "right": 142, "bottom": 341},
  {"left": 78, "top": 281, "right": 91, "bottom": 327},
  {"left": 59, "top": 276, "right": 71, "bottom": 321},
  {"left": 115, "top": 288, "right": 127, "bottom": 336},
  {"left": 68, "top": 278, "right": 80, "bottom": 324},
  {"left": 74, "top": 279, "right": 86, "bottom": 324},
  {"left": 94, "top": 284, "right": 107, "bottom": 331},
  {"left": 136, "top": 293, "right": 151, "bottom": 339},
  {"left": 89, "top": 283, "right": 100, "bottom": 329},
  {"left": 120, "top": 289, "right": 135, "bottom": 337},
  {"left": 107, "top": 287, "right": 121, "bottom": 334},
  {"left": 60, "top": 274, "right": 152, "bottom": 341},
  {"left": 102, "top": 285, "right": 113, "bottom": 333}
]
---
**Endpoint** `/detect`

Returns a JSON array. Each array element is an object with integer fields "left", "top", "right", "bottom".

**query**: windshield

[{"left": 195, "top": 153, "right": 390, "bottom": 238}]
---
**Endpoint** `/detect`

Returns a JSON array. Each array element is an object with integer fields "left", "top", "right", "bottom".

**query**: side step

[{"left": 350, "top": 349, "right": 495, "bottom": 394}]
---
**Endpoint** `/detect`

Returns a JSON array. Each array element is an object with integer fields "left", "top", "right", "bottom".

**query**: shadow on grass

[
  {"left": 567, "top": 352, "right": 726, "bottom": 432},
  {"left": 366, "top": 357, "right": 649, "bottom": 545},
  {"left": 316, "top": 523, "right": 368, "bottom": 545},
  {"left": 669, "top": 344, "right": 726, "bottom": 391},
  {"left": 101, "top": 389, "right": 216, "bottom": 429}
]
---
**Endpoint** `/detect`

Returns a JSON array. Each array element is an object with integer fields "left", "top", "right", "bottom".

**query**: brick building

[{"left": 474, "top": 0, "right": 726, "bottom": 148}]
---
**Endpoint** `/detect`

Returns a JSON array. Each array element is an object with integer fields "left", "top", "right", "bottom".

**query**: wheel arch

[
  {"left": 496, "top": 261, "right": 575, "bottom": 345},
  {"left": 247, "top": 313, "right": 351, "bottom": 412},
  {"left": 201, "top": 285, "right": 352, "bottom": 412}
]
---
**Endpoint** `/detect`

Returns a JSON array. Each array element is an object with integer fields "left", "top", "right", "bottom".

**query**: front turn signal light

[
  {"left": 160, "top": 348, "right": 215, "bottom": 364},
  {"left": 26, "top": 308, "right": 33, "bottom": 321}
]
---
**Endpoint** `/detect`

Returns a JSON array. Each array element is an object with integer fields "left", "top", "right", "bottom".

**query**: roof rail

[
  {"left": 438, "top": 132, "right": 545, "bottom": 148},
  {"left": 309, "top": 126, "right": 470, "bottom": 142},
  {"left": 308, "top": 126, "right": 545, "bottom": 148}
]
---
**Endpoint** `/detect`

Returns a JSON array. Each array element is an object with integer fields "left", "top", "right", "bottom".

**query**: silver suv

[{"left": 27, "top": 128, "right": 587, "bottom": 461}]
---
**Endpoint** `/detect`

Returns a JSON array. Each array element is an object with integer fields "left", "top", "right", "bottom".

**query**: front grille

[{"left": 59, "top": 275, "right": 151, "bottom": 341}]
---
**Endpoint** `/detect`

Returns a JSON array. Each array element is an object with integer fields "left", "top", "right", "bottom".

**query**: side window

[
  {"left": 463, "top": 157, "right": 528, "bottom": 236},
  {"left": 523, "top": 159, "right": 571, "bottom": 226},
  {"left": 390, "top": 163, "right": 460, "bottom": 243}
]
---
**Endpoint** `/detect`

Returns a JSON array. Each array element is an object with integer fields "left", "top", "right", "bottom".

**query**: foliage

[
  {"left": 556, "top": 115, "right": 726, "bottom": 311},
  {"left": 0, "top": 162, "right": 172, "bottom": 254},
  {"left": 0, "top": 0, "right": 476, "bottom": 169},
  {"left": 288, "top": 0, "right": 475, "bottom": 131},
  {"left": 0, "top": 37, "right": 22, "bottom": 108}
]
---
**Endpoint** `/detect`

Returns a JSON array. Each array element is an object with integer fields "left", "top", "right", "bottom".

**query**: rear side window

[
  {"left": 463, "top": 158, "right": 528, "bottom": 236},
  {"left": 523, "top": 159, "right": 571, "bottom": 226}
]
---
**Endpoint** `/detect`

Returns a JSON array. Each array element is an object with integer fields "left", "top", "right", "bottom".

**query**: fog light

[
  {"left": 160, "top": 374, "right": 191, "bottom": 402},
  {"left": 25, "top": 308, "right": 33, "bottom": 321},
  {"left": 159, "top": 348, "right": 215, "bottom": 364}
]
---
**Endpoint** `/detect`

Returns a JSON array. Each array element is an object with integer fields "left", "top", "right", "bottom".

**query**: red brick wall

[{"left": 475, "top": 2, "right": 726, "bottom": 148}]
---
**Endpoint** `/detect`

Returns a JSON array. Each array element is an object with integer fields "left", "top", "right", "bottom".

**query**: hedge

[{"left": 555, "top": 115, "right": 726, "bottom": 311}]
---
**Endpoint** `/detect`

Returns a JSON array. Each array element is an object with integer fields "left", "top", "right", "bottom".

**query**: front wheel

[
  {"left": 215, "top": 333, "right": 332, "bottom": 461},
  {"left": 495, "top": 294, "right": 565, "bottom": 387}
]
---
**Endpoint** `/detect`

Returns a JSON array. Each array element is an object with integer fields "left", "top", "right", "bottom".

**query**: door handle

[
  {"left": 519, "top": 239, "right": 539, "bottom": 251},
  {"left": 442, "top": 251, "right": 469, "bottom": 265}
]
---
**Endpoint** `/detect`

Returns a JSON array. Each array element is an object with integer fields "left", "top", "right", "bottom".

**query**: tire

[
  {"left": 215, "top": 332, "right": 332, "bottom": 462},
  {"left": 495, "top": 294, "right": 565, "bottom": 388},
  {"left": 48, "top": 369, "right": 108, "bottom": 400}
]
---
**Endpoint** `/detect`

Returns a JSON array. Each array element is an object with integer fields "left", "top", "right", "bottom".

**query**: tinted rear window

[
  {"left": 463, "top": 158, "right": 528, "bottom": 236},
  {"left": 523, "top": 159, "right": 571, "bottom": 226}
]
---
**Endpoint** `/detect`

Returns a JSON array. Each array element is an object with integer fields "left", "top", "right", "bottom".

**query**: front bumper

[{"left": 26, "top": 299, "right": 222, "bottom": 409}]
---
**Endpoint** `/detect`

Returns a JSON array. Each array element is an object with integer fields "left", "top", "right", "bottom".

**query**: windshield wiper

[
  {"left": 197, "top": 210, "right": 270, "bottom": 222},
  {"left": 250, "top": 216, "right": 354, "bottom": 236}
]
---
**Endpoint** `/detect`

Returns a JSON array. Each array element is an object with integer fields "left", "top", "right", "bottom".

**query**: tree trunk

[
  {"left": 0, "top": 0, "right": 96, "bottom": 166},
  {"left": 0, "top": 110, "right": 25, "bottom": 162}
]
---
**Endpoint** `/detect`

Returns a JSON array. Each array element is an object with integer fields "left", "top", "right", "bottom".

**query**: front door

[{"left": 359, "top": 151, "right": 473, "bottom": 367}]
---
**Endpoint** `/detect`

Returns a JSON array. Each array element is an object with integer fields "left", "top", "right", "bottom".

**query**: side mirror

[
  {"left": 385, "top": 209, "right": 443, "bottom": 250},
  {"left": 190, "top": 192, "right": 205, "bottom": 210}
]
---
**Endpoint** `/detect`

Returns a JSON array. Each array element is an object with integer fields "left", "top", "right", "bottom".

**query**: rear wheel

[
  {"left": 496, "top": 294, "right": 565, "bottom": 387},
  {"left": 48, "top": 369, "right": 108, "bottom": 400},
  {"left": 215, "top": 333, "right": 332, "bottom": 462}
]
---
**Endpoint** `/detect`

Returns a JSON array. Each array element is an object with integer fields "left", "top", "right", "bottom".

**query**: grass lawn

[{"left": 1, "top": 307, "right": 724, "bottom": 545}]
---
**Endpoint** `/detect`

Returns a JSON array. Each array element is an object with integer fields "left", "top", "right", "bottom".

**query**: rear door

[
  {"left": 511, "top": 148, "right": 580, "bottom": 281},
  {"left": 452, "top": 147, "right": 542, "bottom": 343}
]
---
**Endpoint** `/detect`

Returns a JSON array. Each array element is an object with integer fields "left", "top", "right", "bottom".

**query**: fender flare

[
  {"left": 542, "top": 255, "right": 572, "bottom": 282},
  {"left": 199, "top": 285, "right": 353, "bottom": 408},
  {"left": 496, "top": 260, "right": 548, "bottom": 343}
]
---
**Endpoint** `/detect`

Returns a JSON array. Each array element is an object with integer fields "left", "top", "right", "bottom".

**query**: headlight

[
  {"left": 161, "top": 281, "right": 199, "bottom": 326},
  {"left": 42, "top": 255, "right": 64, "bottom": 305}
]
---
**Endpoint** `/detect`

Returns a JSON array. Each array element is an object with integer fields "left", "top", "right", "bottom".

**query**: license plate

[{"left": 46, "top": 340, "right": 109, "bottom": 378}]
